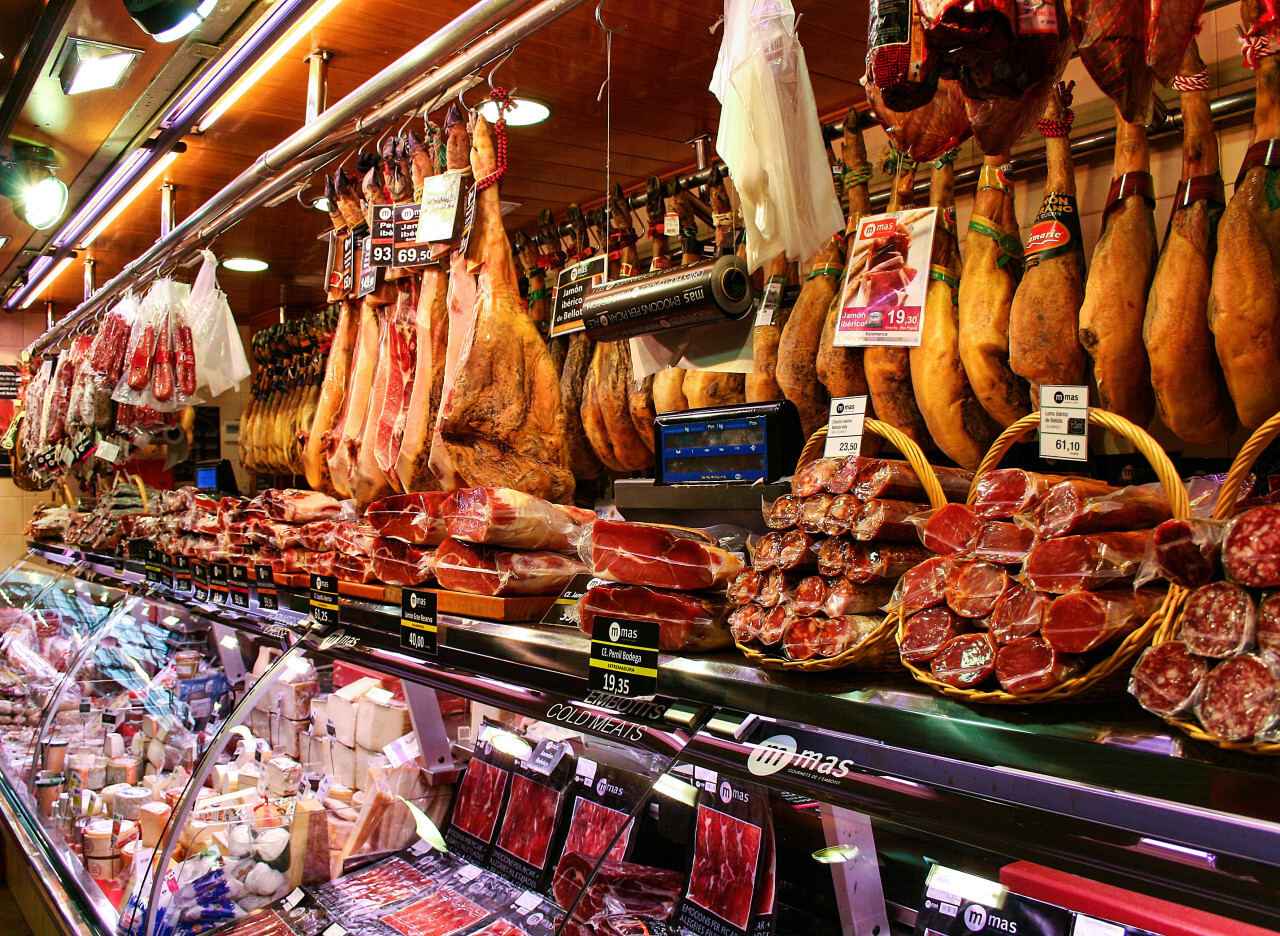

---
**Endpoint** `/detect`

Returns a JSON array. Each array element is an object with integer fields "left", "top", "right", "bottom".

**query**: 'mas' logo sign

[{"left": 747, "top": 735, "right": 797, "bottom": 777}]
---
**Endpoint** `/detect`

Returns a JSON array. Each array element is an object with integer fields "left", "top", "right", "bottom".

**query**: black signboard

[
  {"left": 369, "top": 204, "right": 396, "bottom": 267},
  {"left": 588, "top": 616, "right": 659, "bottom": 699},
  {"left": 540, "top": 573, "right": 598, "bottom": 628},
  {"left": 193, "top": 562, "right": 209, "bottom": 602},
  {"left": 310, "top": 573, "right": 339, "bottom": 626},
  {"left": 145, "top": 549, "right": 165, "bottom": 587},
  {"left": 392, "top": 203, "right": 432, "bottom": 266},
  {"left": 174, "top": 555, "right": 191, "bottom": 594},
  {"left": 548, "top": 255, "right": 606, "bottom": 338},
  {"left": 256, "top": 564, "right": 278, "bottom": 612},
  {"left": 341, "top": 233, "right": 355, "bottom": 294},
  {"left": 400, "top": 588, "right": 438, "bottom": 656},
  {"left": 210, "top": 563, "right": 229, "bottom": 605},
  {"left": 229, "top": 564, "right": 251, "bottom": 609},
  {"left": 356, "top": 235, "right": 377, "bottom": 297}
]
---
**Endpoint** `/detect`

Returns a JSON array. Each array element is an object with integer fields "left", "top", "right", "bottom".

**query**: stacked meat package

[
  {"left": 729, "top": 455, "right": 969, "bottom": 663},
  {"left": 1130, "top": 503, "right": 1280, "bottom": 743}
]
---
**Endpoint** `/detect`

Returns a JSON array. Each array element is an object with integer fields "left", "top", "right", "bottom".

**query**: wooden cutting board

[{"left": 382, "top": 585, "right": 557, "bottom": 623}]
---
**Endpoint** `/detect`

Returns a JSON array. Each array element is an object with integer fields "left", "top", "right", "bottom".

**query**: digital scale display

[{"left": 660, "top": 417, "right": 769, "bottom": 482}]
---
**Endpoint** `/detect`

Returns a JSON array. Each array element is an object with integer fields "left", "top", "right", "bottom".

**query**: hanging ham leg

[
  {"left": 1079, "top": 106, "right": 1157, "bottom": 427},
  {"left": 373, "top": 276, "right": 420, "bottom": 492},
  {"left": 1210, "top": 0, "right": 1280, "bottom": 430},
  {"left": 748, "top": 252, "right": 791, "bottom": 403},
  {"left": 1071, "top": 0, "right": 1156, "bottom": 124},
  {"left": 778, "top": 236, "right": 844, "bottom": 436},
  {"left": 959, "top": 154, "right": 1029, "bottom": 426},
  {"left": 348, "top": 300, "right": 399, "bottom": 507},
  {"left": 652, "top": 180, "right": 690, "bottom": 414},
  {"left": 819, "top": 107, "right": 872, "bottom": 401},
  {"left": 1147, "top": 0, "right": 1206, "bottom": 84},
  {"left": 1146, "top": 40, "right": 1235, "bottom": 444},
  {"left": 325, "top": 299, "right": 379, "bottom": 498},
  {"left": 555, "top": 205, "right": 604, "bottom": 482},
  {"left": 397, "top": 263, "right": 448, "bottom": 492},
  {"left": 434, "top": 113, "right": 573, "bottom": 501},
  {"left": 910, "top": 153, "right": 996, "bottom": 470},
  {"left": 1010, "top": 82, "right": 1088, "bottom": 404}
]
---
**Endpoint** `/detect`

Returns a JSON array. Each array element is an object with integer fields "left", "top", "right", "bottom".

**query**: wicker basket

[
  {"left": 894, "top": 408, "right": 1190, "bottom": 704},
  {"left": 1153, "top": 410, "right": 1280, "bottom": 753},
  {"left": 735, "top": 418, "right": 945, "bottom": 672}
]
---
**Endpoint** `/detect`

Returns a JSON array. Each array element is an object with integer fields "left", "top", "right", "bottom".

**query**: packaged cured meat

[
  {"left": 1222, "top": 506, "right": 1280, "bottom": 588},
  {"left": 900, "top": 607, "right": 963, "bottom": 663},
  {"left": 1147, "top": 0, "right": 1205, "bottom": 83},
  {"left": 1022, "top": 531, "right": 1151, "bottom": 593},
  {"left": 729, "top": 603, "right": 765, "bottom": 643},
  {"left": 816, "top": 537, "right": 854, "bottom": 578},
  {"left": 822, "top": 578, "right": 894, "bottom": 617},
  {"left": 825, "top": 455, "right": 867, "bottom": 495},
  {"left": 1135, "top": 517, "right": 1224, "bottom": 589},
  {"left": 792, "top": 458, "right": 841, "bottom": 498},
  {"left": 1030, "top": 479, "right": 1170, "bottom": 538},
  {"left": 796, "top": 494, "right": 834, "bottom": 534},
  {"left": 553, "top": 852, "right": 683, "bottom": 930},
  {"left": 756, "top": 569, "right": 798, "bottom": 609},
  {"left": 368, "top": 492, "right": 450, "bottom": 546},
  {"left": 433, "top": 539, "right": 586, "bottom": 597},
  {"left": 1179, "top": 582, "right": 1257, "bottom": 658},
  {"left": 1259, "top": 593, "right": 1280, "bottom": 656},
  {"left": 853, "top": 459, "right": 973, "bottom": 503},
  {"left": 303, "top": 551, "right": 337, "bottom": 576},
  {"left": 553, "top": 760, "right": 645, "bottom": 877},
  {"left": 1195, "top": 654, "right": 1280, "bottom": 742},
  {"left": 1042, "top": 587, "right": 1166, "bottom": 654},
  {"left": 753, "top": 533, "right": 785, "bottom": 571},
  {"left": 973, "top": 522, "right": 1037, "bottom": 565},
  {"left": 334, "top": 520, "right": 379, "bottom": 556},
  {"left": 944, "top": 560, "right": 1008, "bottom": 618},
  {"left": 588, "top": 521, "right": 744, "bottom": 590},
  {"left": 578, "top": 584, "right": 733, "bottom": 652},
  {"left": 764, "top": 494, "right": 802, "bottom": 530},
  {"left": 1070, "top": 0, "right": 1155, "bottom": 123},
  {"left": 931, "top": 633, "right": 997, "bottom": 688},
  {"left": 849, "top": 498, "right": 926, "bottom": 542},
  {"left": 971, "top": 468, "right": 1077, "bottom": 520},
  {"left": 334, "top": 552, "right": 378, "bottom": 584},
  {"left": 299, "top": 521, "right": 337, "bottom": 552},
  {"left": 820, "top": 494, "right": 862, "bottom": 536},
  {"left": 917, "top": 0, "right": 1014, "bottom": 65},
  {"left": 864, "top": 0, "right": 938, "bottom": 112},
  {"left": 995, "top": 636, "right": 1081, "bottom": 695},
  {"left": 493, "top": 745, "right": 576, "bottom": 889},
  {"left": 782, "top": 614, "right": 881, "bottom": 661},
  {"left": 380, "top": 886, "right": 489, "bottom": 936},
  {"left": 916, "top": 503, "right": 983, "bottom": 558},
  {"left": 443, "top": 487, "right": 594, "bottom": 554},
  {"left": 782, "top": 532, "right": 827, "bottom": 571},
  {"left": 727, "top": 569, "right": 765, "bottom": 606},
  {"left": 372, "top": 538, "right": 436, "bottom": 587},
  {"left": 445, "top": 721, "right": 518, "bottom": 863},
  {"left": 889, "top": 556, "right": 960, "bottom": 616},
  {"left": 261, "top": 489, "right": 346, "bottom": 524},
  {"left": 793, "top": 576, "right": 830, "bottom": 617},
  {"left": 757, "top": 603, "right": 797, "bottom": 646},
  {"left": 1129, "top": 641, "right": 1210, "bottom": 717}
]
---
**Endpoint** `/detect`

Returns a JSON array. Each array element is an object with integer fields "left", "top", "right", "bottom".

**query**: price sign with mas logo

[
  {"left": 400, "top": 588, "right": 438, "bottom": 656},
  {"left": 823, "top": 395, "right": 868, "bottom": 458},
  {"left": 833, "top": 209, "right": 937, "bottom": 348},
  {"left": 1039, "top": 385, "right": 1088, "bottom": 462},
  {"left": 589, "top": 617, "right": 659, "bottom": 700},
  {"left": 310, "top": 574, "right": 340, "bottom": 626},
  {"left": 255, "top": 565, "right": 278, "bottom": 611},
  {"left": 369, "top": 204, "right": 396, "bottom": 267}
]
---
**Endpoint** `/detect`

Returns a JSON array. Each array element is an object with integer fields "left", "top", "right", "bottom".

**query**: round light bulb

[
  {"left": 221, "top": 257, "right": 268, "bottom": 272},
  {"left": 23, "top": 176, "right": 68, "bottom": 230}
]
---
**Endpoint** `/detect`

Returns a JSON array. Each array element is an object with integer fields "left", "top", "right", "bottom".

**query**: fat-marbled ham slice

[
  {"left": 372, "top": 277, "right": 419, "bottom": 493},
  {"left": 442, "top": 487, "right": 594, "bottom": 553}
]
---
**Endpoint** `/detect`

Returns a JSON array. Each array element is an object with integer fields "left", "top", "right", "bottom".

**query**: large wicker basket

[
  {"left": 1153, "top": 410, "right": 1280, "bottom": 753},
  {"left": 735, "top": 418, "right": 945, "bottom": 672},
  {"left": 894, "top": 408, "right": 1190, "bottom": 704}
]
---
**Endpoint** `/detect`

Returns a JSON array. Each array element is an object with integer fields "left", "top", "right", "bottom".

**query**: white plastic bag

[
  {"left": 188, "top": 250, "right": 250, "bottom": 397},
  {"left": 711, "top": 0, "right": 844, "bottom": 271}
]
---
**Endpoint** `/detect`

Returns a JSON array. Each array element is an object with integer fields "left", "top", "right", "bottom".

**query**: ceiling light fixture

[
  {"left": 0, "top": 159, "right": 69, "bottom": 231},
  {"left": 51, "top": 38, "right": 142, "bottom": 95},
  {"left": 80, "top": 151, "right": 180, "bottom": 249},
  {"left": 222, "top": 257, "right": 268, "bottom": 272},
  {"left": 124, "top": 0, "right": 218, "bottom": 43},
  {"left": 477, "top": 97, "right": 550, "bottom": 127},
  {"left": 0, "top": 237, "right": 9, "bottom": 251},
  {"left": 20, "top": 255, "right": 76, "bottom": 309},
  {"left": 196, "top": 0, "right": 344, "bottom": 132}
]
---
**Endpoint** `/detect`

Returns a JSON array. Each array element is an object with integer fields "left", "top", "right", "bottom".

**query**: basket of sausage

[
  {"left": 891, "top": 408, "right": 1191, "bottom": 703},
  {"left": 729, "top": 418, "right": 969, "bottom": 671},
  {"left": 1130, "top": 411, "right": 1280, "bottom": 752}
]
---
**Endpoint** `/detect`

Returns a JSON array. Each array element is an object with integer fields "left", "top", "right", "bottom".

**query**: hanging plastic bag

[
  {"left": 112, "top": 278, "right": 202, "bottom": 412},
  {"left": 711, "top": 0, "right": 844, "bottom": 271},
  {"left": 188, "top": 249, "right": 250, "bottom": 397}
]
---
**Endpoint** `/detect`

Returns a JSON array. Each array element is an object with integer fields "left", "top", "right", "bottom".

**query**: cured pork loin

[
  {"left": 1210, "top": 0, "right": 1280, "bottom": 430},
  {"left": 1079, "top": 107, "right": 1157, "bottom": 427},
  {"left": 433, "top": 115, "right": 573, "bottom": 501},
  {"left": 1146, "top": 39, "right": 1235, "bottom": 443},
  {"left": 1010, "top": 82, "right": 1087, "bottom": 405},
  {"left": 910, "top": 152, "right": 995, "bottom": 469},
  {"left": 303, "top": 300, "right": 359, "bottom": 497},
  {"left": 959, "top": 156, "right": 1029, "bottom": 426},
  {"left": 443, "top": 486, "right": 593, "bottom": 552}
]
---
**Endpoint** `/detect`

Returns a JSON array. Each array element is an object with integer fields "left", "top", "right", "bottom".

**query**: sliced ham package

[
  {"left": 446, "top": 720, "right": 520, "bottom": 865},
  {"left": 578, "top": 584, "right": 733, "bottom": 652},
  {"left": 443, "top": 487, "right": 595, "bottom": 554},
  {"left": 372, "top": 537, "right": 436, "bottom": 587},
  {"left": 490, "top": 738, "right": 577, "bottom": 891},
  {"left": 551, "top": 757, "right": 648, "bottom": 894},
  {"left": 587, "top": 522, "right": 745, "bottom": 591},
  {"left": 433, "top": 538, "right": 587, "bottom": 597},
  {"left": 368, "top": 492, "right": 450, "bottom": 545}
]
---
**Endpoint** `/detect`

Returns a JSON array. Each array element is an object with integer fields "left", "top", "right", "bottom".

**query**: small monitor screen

[{"left": 196, "top": 466, "right": 219, "bottom": 490}]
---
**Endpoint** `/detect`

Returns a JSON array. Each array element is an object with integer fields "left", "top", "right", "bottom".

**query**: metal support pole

[
  {"left": 159, "top": 183, "right": 177, "bottom": 238},
  {"left": 305, "top": 48, "right": 332, "bottom": 124},
  {"left": 83, "top": 258, "right": 95, "bottom": 303},
  {"left": 45, "top": 299, "right": 54, "bottom": 332}
]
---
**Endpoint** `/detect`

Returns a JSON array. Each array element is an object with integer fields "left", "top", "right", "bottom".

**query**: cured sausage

[
  {"left": 900, "top": 607, "right": 963, "bottom": 663},
  {"left": 1196, "top": 655, "right": 1280, "bottom": 742},
  {"left": 822, "top": 579, "right": 894, "bottom": 616},
  {"left": 944, "top": 560, "right": 1008, "bottom": 618},
  {"left": 1223, "top": 506, "right": 1280, "bottom": 587},
  {"left": 1144, "top": 39, "right": 1235, "bottom": 444},
  {"left": 766, "top": 494, "right": 803, "bottom": 530},
  {"left": 1129, "top": 641, "right": 1210, "bottom": 717},
  {"left": 919, "top": 503, "right": 983, "bottom": 557},
  {"left": 850, "top": 498, "right": 925, "bottom": 542},
  {"left": 776, "top": 530, "right": 820, "bottom": 571},
  {"left": 894, "top": 556, "right": 959, "bottom": 616},
  {"left": 847, "top": 542, "right": 932, "bottom": 584},
  {"left": 931, "top": 633, "right": 997, "bottom": 687},
  {"left": 1023, "top": 531, "right": 1152, "bottom": 593},
  {"left": 1009, "top": 82, "right": 1087, "bottom": 404},
  {"left": 758, "top": 569, "right": 799, "bottom": 609},
  {"left": 794, "top": 576, "right": 831, "bottom": 617},
  {"left": 758, "top": 603, "right": 797, "bottom": 645},
  {"left": 854, "top": 459, "right": 973, "bottom": 502},
  {"left": 821, "top": 494, "right": 863, "bottom": 536},
  {"left": 988, "top": 582, "right": 1049, "bottom": 644},
  {"left": 1179, "top": 581, "right": 1257, "bottom": 658},
  {"left": 818, "top": 536, "right": 855, "bottom": 577},
  {"left": 1078, "top": 107, "right": 1158, "bottom": 427},
  {"left": 729, "top": 603, "right": 765, "bottom": 643},
  {"left": 793, "top": 458, "right": 841, "bottom": 498},
  {"left": 783, "top": 615, "right": 880, "bottom": 661},
  {"left": 973, "top": 522, "right": 1037, "bottom": 565},
  {"left": 1042, "top": 587, "right": 1165, "bottom": 653},
  {"left": 754, "top": 532, "right": 784, "bottom": 571},
  {"left": 797, "top": 494, "right": 835, "bottom": 534},
  {"left": 958, "top": 156, "right": 1029, "bottom": 427},
  {"left": 1149, "top": 517, "right": 1222, "bottom": 589},
  {"left": 728, "top": 569, "right": 765, "bottom": 606},
  {"left": 749, "top": 253, "right": 792, "bottom": 405},
  {"left": 971, "top": 468, "right": 1086, "bottom": 520},
  {"left": 995, "top": 637, "right": 1080, "bottom": 695},
  {"left": 910, "top": 150, "right": 996, "bottom": 470},
  {"left": 1031, "top": 479, "right": 1169, "bottom": 538},
  {"left": 826, "top": 455, "right": 867, "bottom": 495},
  {"left": 151, "top": 323, "right": 174, "bottom": 402}
]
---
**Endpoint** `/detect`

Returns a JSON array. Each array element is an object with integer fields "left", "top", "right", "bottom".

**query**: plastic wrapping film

[
  {"left": 334, "top": 552, "right": 378, "bottom": 584},
  {"left": 87, "top": 293, "right": 138, "bottom": 384},
  {"left": 944, "top": 560, "right": 1008, "bottom": 618},
  {"left": 1027, "top": 478, "right": 1172, "bottom": 538},
  {"left": 1195, "top": 654, "right": 1280, "bottom": 743},
  {"left": 1041, "top": 586, "right": 1166, "bottom": 653},
  {"left": 796, "top": 494, "right": 834, "bottom": 534},
  {"left": 1129, "top": 641, "right": 1211, "bottom": 717},
  {"left": 973, "top": 521, "right": 1038, "bottom": 565},
  {"left": 764, "top": 494, "right": 802, "bottom": 530},
  {"left": 1020, "top": 530, "right": 1151, "bottom": 593},
  {"left": 1134, "top": 517, "right": 1225, "bottom": 589},
  {"left": 820, "top": 494, "right": 863, "bottom": 536},
  {"left": 931, "top": 632, "right": 998, "bottom": 687},
  {"left": 899, "top": 606, "right": 963, "bottom": 663},
  {"left": 261, "top": 490, "right": 348, "bottom": 524},
  {"left": 994, "top": 635, "right": 1081, "bottom": 695},
  {"left": 587, "top": 521, "right": 745, "bottom": 590},
  {"left": 781, "top": 614, "right": 882, "bottom": 661},
  {"left": 188, "top": 250, "right": 251, "bottom": 397},
  {"left": 367, "top": 492, "right": 450, "bottom": 546},
  {"left": 578, "top": 583, "right": 733, "bottom": 652},
  {"left": 790, "top": 458, "right": 841, "bottom": 498},
  {"left": 1178, "top": 581, "right": 1257, "bottom": 658},
  {"left": 298, "top": 521, "right": 338, "bottom": 552},
  {"left": 334, "top": 520, "right": 380, "bottom": 556},
  {"left": 1259, "top": 593, "right": 1280, "bottom": 656},
  {"left": 887, "top": 555, "right": 962, "bottom": 616},
  {"left": 442, "top": 487, "right": 594, "bottom": 553},
  {"left": 110, "top": 278, "right": 202, "bottom": 412},
  {"left": 1223, "top": 505, "right": 1280, "bottom": 588},
  {"left": 912, "top": 503, "right": 984, "bottom": 557},
  {"left": 552, "top": 852, "right": 683, "bottom": 936},
  {"left": 433, "top": 538, "right": 586, "bottom": 597},
  {"left": 850, "top": 498, "right": 927, "bottom": 542},
  {"left": 854, "top": 459, "right": 972, "bottom": 503},
  {"left": 372, "top": 538, "right": 437, "bottom": 587}
]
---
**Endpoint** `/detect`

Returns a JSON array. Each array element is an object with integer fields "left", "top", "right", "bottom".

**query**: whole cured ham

[
  {"left": 433, "top": 537, "right": 585, "bottom": 597},
  {"left": 868, "top": 78, "right": 972, "bottom": 163},
  {"left": 1147, "top": 0, "right": 1205, "bottom": 83},
  {"left": 442, "top": 486, "right": 593, "bottom": 553},
  {"left": 1210, "top": 0, "right": 1280, "bottom": 430},
  {"left": 326, "top": 300, "right": 379, "bottom": 498},
  {"left": 1145, "top": 41, "right": 1234, "bottom": 444},
  {"left": 748, "top": 253, "right": 791, "bottom": 404},
  {"left": 959, "top": 156, "right": 1029, "bottom": 427},
  {"left": 1079, "top": 107, "right": 1158, "bottom": 427},
  {"left": 261, "top": 489, "right": 344, "bottom": 524},
  {"left": 1009, "top": 83, "right": 1087, "bottom": 404},
  {"left": 777, "top": 234, "right": 843, "bottom": 437},
  {"left": 1070, "top": 0, "right": 1156, "bottom": 123},
  {"left": 433, "top": 114, "right": 573, "bottom": 501}
]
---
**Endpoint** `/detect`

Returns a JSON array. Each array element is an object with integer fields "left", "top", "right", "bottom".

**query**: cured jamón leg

[
  {"left": 1010, "top": 82, "right": 1088, "bottom": 404},
  {"left": 396, "top": 262, "right": 449, "bottom": 492},
  {"left": 778, "top": 231, "right": 844, "bottom": 435},
  {"left": 959, "top": 155, "right": 1029, "bottom": 426},
  {"left": 326, "top": 298, "right": 379, "bottom": 498},
  {"left": 653, "top": 368, "right": 689, "bottom": 414},
  {"left": 561, "top": 332, "right": 606, "bottom": 479},
  {"left": 1146, "top": 40, "right": 1235, "bottom": 443},
  {"left": 747, "top": 252, "right": 791, "bottom": 403},
  {"left": 1079, "top": 106, "right": 1158, "bottom": 427}
]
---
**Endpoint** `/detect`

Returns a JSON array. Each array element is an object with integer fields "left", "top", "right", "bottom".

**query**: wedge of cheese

[
  {"left": 327, "top": 677, "right": 382, "bottom": 748},
  {"left": 355, "top": 697, "right": 412, "bottom": 751}
]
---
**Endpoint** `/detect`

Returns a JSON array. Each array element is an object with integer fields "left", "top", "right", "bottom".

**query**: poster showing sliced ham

[
  {"left": 558, "top": 797, "right": 632, "bottom": 869},
  {"left": 449, "top": 757, "right": 509, "bottom": 845},
  {"left": 495, "top": 773, "right": 562, "bottom": 870},
  {"left": 680, "top": 796, "right": 765, "bottom": 935}
]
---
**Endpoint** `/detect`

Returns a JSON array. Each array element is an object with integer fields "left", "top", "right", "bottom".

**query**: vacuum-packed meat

[
  {"left": 931, "top": 633, "right": 997, "bottom": 687},
  {"left": 728, "top": 569, "right": 765, "bottom": 606},
  {"left": 893, "top": 557, "right": 959, "bottom": 616},
  {"left": 995, "top": 636, "right": 1080, "bottom": 695},
  {"left": 823, "top": 579, "right": 894, "bottom": 616},
  {"left": 1031, "top": 480, "right": 1170, "bottom": 538},
  {"left": 496, "top": 773, "right": 561, "bottom": 868},
  {"left": 433, "top": 538, "right": 585, "bottom": 597},
  {"left": 797, "top": 494, "right": 835, "bottom": 534},
  {"left": 972, "top": 468, "right": 1070, "bottom": 519},
  {"left": 451, "top": 758, "right": 508, "bottom": 842},
  {"left": 853, "top": 459, "right": 973, "bottom": 503},
  {"left": 1196, "top": 655, "right": 1280, "bottom": 742},
  {"left": 793, "top": 576, "right": 831, "bottom": 617},
  {"left": 919, "top": 503, "right": 983, "bottom": 557},
  {"left": 552, "top": 852, "right": 683, "bottom": 924},
  {"left": 262, "top": 489, "right": 345, "bottom": 523},
  {"left": 973, "top": 521, "right": 1037, "bottom": 565},
  {"left": 368, "top": 492, "right": 450, "bottom": 545},
  {"left": 821, "top": 494, "right": 863, "bottom": 536},
  {"left": 578, "top": 584, "right": 732, "bottom": 651},
  {"left": 382, "top": 888, "right": 487, "bottom": 936},
  {"left": 590, "top": 521, "right": 744, "bottom": 590},
  {"left": 945, "top": 560, "right": 1008, "bottom": 618},
  {"left": 1179, "top": 581, "right": 1256, "bottom": 658},
  {"left": 685, "top": 806, "right": 763, "bottom": 930},
  {"left": 900, "top": 607, "right": 963, "bottom": 663},
  {"left": 729, "top": 603, "right": 765, "bottom": 643},
  {"left": 1148, "top": 517, "right": 1222, "bottom": 589},
  {"left": 1259, "top": 593, "right": 1280, "bottom": 655},
  {"left": 1222, "top": 506, "right": 1280, "bottom": 587},
  {"left": 850, "top": 499, "right": 925, "bottom": 542},
  {"left": 372, "top": 538, "right": 436, "bottom": 587},
  {"left": 782, "top": 615, "right": 881, "bottom": 661},
  {"left": 1042, "top": 587, "right": 1164, "bottom": 653},
  {"left": 792, "top": 459, "right": 841, "bottom": 498},
  {"left": 765, "top": 495, "right": 802, "bottom": 530},
  {"left": 444, "top": 486, "right": 594, "bottom": 553},
  {"left": 1022, "top": 531, "right": 1151, "bottom": 593},
  {"left": 1129, "top": 641, "right": 1210, "bottom": 717}
]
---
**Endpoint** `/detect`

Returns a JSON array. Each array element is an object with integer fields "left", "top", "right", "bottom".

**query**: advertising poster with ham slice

[{"left": 834, "top": 209, "right": 938, "bottom": 348}]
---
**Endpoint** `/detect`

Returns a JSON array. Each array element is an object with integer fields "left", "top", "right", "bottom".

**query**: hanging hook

[
  {"left": 487, "top": 46, "right": 517, "bottom": 90},
  {"left": 595, "top": 0, "right": 627, "bottom": 34}
]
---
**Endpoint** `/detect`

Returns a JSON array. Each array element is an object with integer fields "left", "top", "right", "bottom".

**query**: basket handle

[
  {"left": 964, "top": 408, "right": 1192, "bottom": 519},
  {"left": 796, "top": 419, "right": 948, "bottom": 510},
  {"left": 1213, "top": 409, "right": 1280, "bottom": 520}
]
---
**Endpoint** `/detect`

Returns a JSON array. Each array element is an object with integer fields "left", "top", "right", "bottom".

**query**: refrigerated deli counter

[{"left": 1, "top": 542, "right": 1278, "bottom": 936}]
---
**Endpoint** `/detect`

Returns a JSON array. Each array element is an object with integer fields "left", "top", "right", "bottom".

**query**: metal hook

[
  {"left": 595, "top": 0, "right": 627, "bottom": 33},
  {"left": 487, "top": 46, "right": 517, "bottom": 89}
]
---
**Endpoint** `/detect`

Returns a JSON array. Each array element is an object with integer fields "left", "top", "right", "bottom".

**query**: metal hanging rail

[{"left": 24, "top": 0, "right": 596, "bottom": 360}]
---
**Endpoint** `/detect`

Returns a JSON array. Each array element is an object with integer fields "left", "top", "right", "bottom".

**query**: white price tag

[
  {"left": 754, "top": 278, "right": 785, "bottom": 327},
  {"left": 283, "top": 888, "right": 306, "bottom": 910},
  {"left": 458, "top": 863, "right": 482, "bottom": 882},
  {"left": 663, "top": 212, "right": 679, "bottom": 237},
  {"left": 1039, "top": 385, "right": 1089, "bottom": 462},
  {"left": 1072, "top": 916, "right": 1125, "bottom": 936},
  {"left": 823, "top": 395, "right": 868, "bottom": 458},
  {"left": 95, "top": 440, "right": 121, "bottom": 464},
  {"left": 515, "top": 891, "right": 543, "bottom": 913},
  {"left": 384, "top": 731, "right": 421, "bottom": 768}
]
